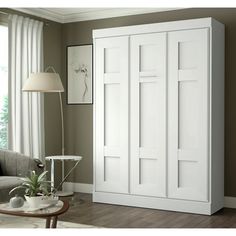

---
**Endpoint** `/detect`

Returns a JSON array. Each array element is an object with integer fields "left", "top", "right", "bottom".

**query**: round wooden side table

[{"left": 0, "top": 200, "right": 69, "bottom": 228}]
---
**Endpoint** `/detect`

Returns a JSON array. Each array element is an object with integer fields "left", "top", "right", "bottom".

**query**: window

[{"left": 0, "top": 25, "right": 8, "bottom": 149}]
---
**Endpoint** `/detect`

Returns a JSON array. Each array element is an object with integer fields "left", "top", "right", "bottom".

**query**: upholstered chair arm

[{"left": 0, "top": 149, "right": 44, "bottom": 177}]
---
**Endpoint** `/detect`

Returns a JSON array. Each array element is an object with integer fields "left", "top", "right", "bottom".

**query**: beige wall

[{"left": 62, "top": 8, "right": 236, "bottom": 197}]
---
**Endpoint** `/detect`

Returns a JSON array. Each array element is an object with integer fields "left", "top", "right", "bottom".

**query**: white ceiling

[{"left": 14, "top": 8, "right": 179, "bottom": 23}]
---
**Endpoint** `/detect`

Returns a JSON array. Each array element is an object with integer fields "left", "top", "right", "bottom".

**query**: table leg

[
  {"left": 46, "top": 217, "right": 51, "bottom": 228},
  {"left": 51, "top": 159, "right": 55, "bottom": 192},
  {"left": 51, "top": 216, "right": 58, "bottom": 228},
  {"left": 62, "top": 160, "right": 64, "bottom": 191}
]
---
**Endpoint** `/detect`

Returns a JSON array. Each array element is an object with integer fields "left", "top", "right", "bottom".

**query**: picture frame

[{"left": 66, "top": 44, "right": 93, "bottom": 105}]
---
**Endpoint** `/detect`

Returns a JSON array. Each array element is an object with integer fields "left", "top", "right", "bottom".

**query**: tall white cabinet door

[
  {"left": 168, "top": 29, "right": 209, "bottom": 201},
  {"left": 94, "top": 36, "right": 129, "bottom": 193},
  {"left": 130, "top": 33, "right": 167, "bottom": 197}
]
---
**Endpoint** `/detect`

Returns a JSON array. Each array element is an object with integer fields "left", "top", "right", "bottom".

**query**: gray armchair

[{"left": 0, "top": 149, "right": 44, "bottom": 202}]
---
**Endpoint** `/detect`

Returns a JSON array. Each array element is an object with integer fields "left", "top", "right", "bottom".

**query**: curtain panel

[{"left": 8, "top": 14, "right": 45, "bottom": 161}]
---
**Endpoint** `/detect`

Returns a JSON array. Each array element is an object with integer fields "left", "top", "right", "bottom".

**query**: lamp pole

[
  {"left": 45, "top": 67, "right": 66, "bottom": 193},
  {"left": 59, "top": 92, "right": 65, "bottom": 156},
  {"left": 58, "top": 91, "right": 65, "bottom": 190},
  {"left": 44, "top": 66, "right": 65, "bottom": 156}
]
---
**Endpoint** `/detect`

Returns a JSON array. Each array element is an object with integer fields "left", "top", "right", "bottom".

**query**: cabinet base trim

[{"left": 93, "top": 191, "right": 221, "bottom": 215}]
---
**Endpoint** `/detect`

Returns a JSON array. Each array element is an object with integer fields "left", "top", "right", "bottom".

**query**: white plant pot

[
  {"left": 24, "top": 195, "right": 44, "bottom": 208},
  {"left": 25, "top": 195, "right": 59, "bottom": 208},
  {"left": 41, "top": 195, "right": 59, "bottom": 205}
]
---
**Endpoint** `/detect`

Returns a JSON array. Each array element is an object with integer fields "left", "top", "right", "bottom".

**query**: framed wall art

[{"left": 67, "top": 44, "right": 93, "bottom": 104}]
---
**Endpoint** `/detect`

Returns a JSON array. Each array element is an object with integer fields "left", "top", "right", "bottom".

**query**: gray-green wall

[
  {"left": 61, "top": 8, "right": 236, "bottom": 197},
  {"left": 0, "top": 8, "right": 63, "bottom": 187},
  {"left": 2, "top": 8, "right": 236, "bottom": 197},
  {"left": 44, "top": 21, "right": 63, "bottom": 187},
  {"left": 0, "top": 8, "right": 63, "bottom": 158}
]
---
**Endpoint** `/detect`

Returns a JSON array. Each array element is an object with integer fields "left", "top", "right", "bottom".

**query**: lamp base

[{"left": 56, "top": 191, "right": 74, "bottom": 197}]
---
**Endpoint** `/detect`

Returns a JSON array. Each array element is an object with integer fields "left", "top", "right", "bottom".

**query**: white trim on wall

[
  {"left": 13, "top": 8, "right": 180, "bottom": 23},
  {"left": 63, "top": 182, "right": 236, "bottom": 210},
  {"left": 224, "top": 196, "right": 236, "bottom": 209},
  {"left": 63, "top": 182, "right": 93, "bottom": 194}
]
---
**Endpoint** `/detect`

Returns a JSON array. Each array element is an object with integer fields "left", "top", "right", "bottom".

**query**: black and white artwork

[{"left": 67, "top": 44, "right": 93, "bottom": 104}]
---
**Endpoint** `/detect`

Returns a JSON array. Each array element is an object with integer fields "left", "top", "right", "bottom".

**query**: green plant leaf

[
  {"left": 9, "top": 170, "right": 52, "bottom": 197},
  {"left": 38, "top": 171, "right": 48, "bottom": 182},
  {"left": 9, "top": 186, "right": 26, "bottom": 195}
]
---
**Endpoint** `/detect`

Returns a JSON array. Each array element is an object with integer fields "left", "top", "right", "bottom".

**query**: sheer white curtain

[{"left": 8, "top": 14, "right": 45, "bottom": 160}]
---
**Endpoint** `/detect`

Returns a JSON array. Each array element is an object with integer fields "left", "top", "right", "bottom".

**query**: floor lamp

[{"left": 22, "top": 66, "right": 68, "bottom": 195}]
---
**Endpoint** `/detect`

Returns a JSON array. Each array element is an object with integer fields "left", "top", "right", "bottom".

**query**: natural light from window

[{"left": 0, "top": 25, "right": 8, "bottom": 149}]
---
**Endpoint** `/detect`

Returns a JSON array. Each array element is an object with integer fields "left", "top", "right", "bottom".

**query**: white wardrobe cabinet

[{"left": 93, "top": 18, "right": 224, "bottom": 215}]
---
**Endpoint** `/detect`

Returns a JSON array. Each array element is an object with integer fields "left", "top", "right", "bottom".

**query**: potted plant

[{"left": 9, "top": 170, "right": 57, "bottom": 208}]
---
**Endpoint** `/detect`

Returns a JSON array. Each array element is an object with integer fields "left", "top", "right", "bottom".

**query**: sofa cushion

[
  {"left": 0, "top": 150, "right": 44, "bottom": 203},
  {"left": 0, "top": 149, "right": 44, "bottom": 177},
  {"left": 0, "top": 176, "right": 24, "bottom": 203},
  {"left": 0, "top": 176, "right": 23, "bottom": 190}
]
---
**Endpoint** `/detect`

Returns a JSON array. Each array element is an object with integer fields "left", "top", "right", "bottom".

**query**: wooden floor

[{"left": 58, "top": 193, "right": 236, "bottom": 228}]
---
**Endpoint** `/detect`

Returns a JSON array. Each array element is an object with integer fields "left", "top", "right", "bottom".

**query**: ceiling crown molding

[
  {"left": 14, "top": 8, "right": 179, "bottom": 23},
  {"left": 14, "top": 8, "right": 64, "bottom": 23}
]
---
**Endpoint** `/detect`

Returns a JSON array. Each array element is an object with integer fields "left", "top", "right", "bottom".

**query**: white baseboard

[
  {"left": 61, "top": 184, "right": 236, "bottom": 210},
  {"left": 224, "top": 196, "right": 236, "bottom": 208},
  {"left": 63, "top": 182, "right": 93, "bottom": 194}
]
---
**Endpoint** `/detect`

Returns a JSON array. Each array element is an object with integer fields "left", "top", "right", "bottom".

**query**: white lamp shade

[{"left": 22, "top": 72, "right": 64, "bottom": 92}]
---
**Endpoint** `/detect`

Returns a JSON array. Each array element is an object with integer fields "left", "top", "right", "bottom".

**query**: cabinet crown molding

[{"left": 93, "top": 17, "right": 224, "bottom": 38}]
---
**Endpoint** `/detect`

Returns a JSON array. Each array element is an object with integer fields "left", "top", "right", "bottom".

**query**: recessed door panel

[
  {"left": 104, "top": 48, "right": 120, "bottom": 73},
  {"left": 178, "top": 81, "right": 199, "bottom": 149},
  {"left": 104, "top": 84, "right": 120, "bottom": 146},
  {"left": 168, "top": 28, "right": 209, "bottom": 202},
  {"left": 140, "top": 82, "right": 159, "bottom": 148},
  {"left": 130, "top": 33, "right": 167, "bottom": 197},
  {"left": 95, "top": 36, "right": 129, "bottom": 193}
]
